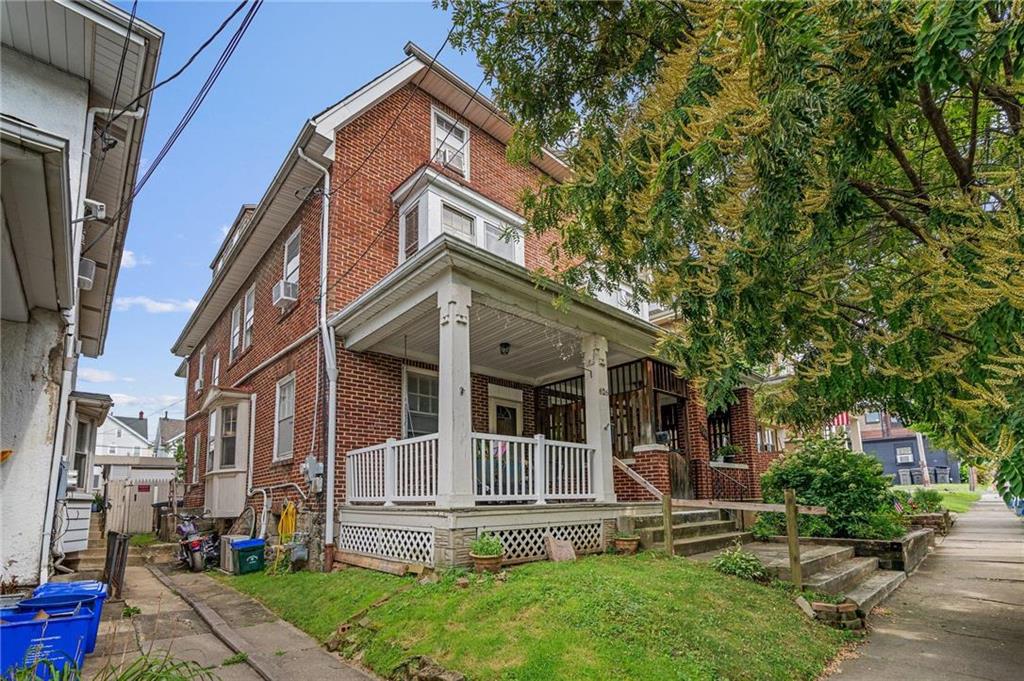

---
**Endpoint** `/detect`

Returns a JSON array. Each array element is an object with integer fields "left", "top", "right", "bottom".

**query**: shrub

[
  {"left": 751, "top": 437, "right": 907, "bottom": 540},
  {"left": 910, "top": 488, "right": 944, "bottom": 513},
  {"left": 469, "top": 533, "right": 503, "bottom": 557},
  {"left": 614, "top": 531, "right": 639, "bottom": 540},
  {"left": 710, "top": 543, "right": 770, "bottom": 583}
]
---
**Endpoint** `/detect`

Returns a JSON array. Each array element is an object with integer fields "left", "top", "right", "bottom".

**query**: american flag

[
  {"left": 893, "top": 498, "right": 904, "bottom": 514},
  {"left": 831, "top": 412, "right": 850, "bottom": 427}
]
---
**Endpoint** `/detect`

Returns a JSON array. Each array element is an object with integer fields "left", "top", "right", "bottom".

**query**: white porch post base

[
  {"left": 583, "top": 334, "right": 616, "bottom": 503},
  {"left": 435, "top": 277, "right": 475, "bottom": 508}
]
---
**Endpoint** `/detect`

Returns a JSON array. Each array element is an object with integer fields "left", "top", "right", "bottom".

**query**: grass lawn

[
  {"left": 893, "top": 483, "right": 983, "bottom": 513},
  {"left": 128, "top": 532, "right": 158, "bottom": 547},
  {"left": 222, "top": 553, "right": 853, "bottom": 680}
]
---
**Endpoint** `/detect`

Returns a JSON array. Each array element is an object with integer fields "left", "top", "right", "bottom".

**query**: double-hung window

[
  {"left": 243, "top": 285, "right": 255, "bottom": 349},
  {"left": 442, "top": 204, "right": 474, "bottom": 242},
  {"left": 433, "top": 110, "right": 469, "bottom": 177},
  {"left": 220, "top": 406, "right": 237, "bottom": 468},
  {"left": 230, "top": 303, "right": 242, "bottom": 361},
  {"left": 196, "top": 346, "right": 206, "bottom": 392},
  {"left": 484, "top": 221, "right": 514, "bottom": 261},
  {"left": 72, "top": 420, "right": 92, "bottom": 490},
  {"left": 274, "top": 373, "right": 295, "bottom": 460},
  {"left": 895, "top": 446, "right": 914, "bottom": 464},
  {"left": 211, "top": 355, "right": 220, "bottom": 387},
  {"left": 283, "top": 229, "right": 300, "bottom": 285},
  {"left": 192, "top": 433, "right": 200, "bottom": 483},
  {"left": 404, "top": 370, "right": 438, "bottom": 437},
  {"left": 206, "top": 411, "right": 216, "bottom": 473}
]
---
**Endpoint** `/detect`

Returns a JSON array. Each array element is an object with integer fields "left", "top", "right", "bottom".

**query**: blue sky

[{"left": 79, "top": 1, "right": 485, "bottom": 428}]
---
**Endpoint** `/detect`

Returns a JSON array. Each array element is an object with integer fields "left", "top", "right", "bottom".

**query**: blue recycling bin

[
  {"left": 33, "top": 580, "right": 108, "bottom": 653},
  {"left": 1, "top": 599, "right": 94, "bottom": 680}
]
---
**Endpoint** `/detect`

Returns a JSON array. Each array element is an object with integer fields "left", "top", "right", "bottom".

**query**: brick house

[{"left": 171, "top": 44, "right": 772, "bottom": 570}]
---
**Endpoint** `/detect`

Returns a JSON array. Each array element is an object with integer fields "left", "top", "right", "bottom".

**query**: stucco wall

[
  {"left": 0, "top": 311, "right": 66, "bottom": 586},
  {"left": 1, "top": 46, "right": 89, "bottom": 219}
]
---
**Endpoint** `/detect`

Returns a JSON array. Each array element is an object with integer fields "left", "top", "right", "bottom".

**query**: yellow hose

[{"left": 277, "top": 501, "right": 297, "bottom": 544}]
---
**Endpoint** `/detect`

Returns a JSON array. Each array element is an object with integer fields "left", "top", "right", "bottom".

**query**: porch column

[
  {"left": 436, "top": 279, "right": 475, "bottom": 508},
  {"left": 583, "top": 334, "right": 616, "bottom": 503}
]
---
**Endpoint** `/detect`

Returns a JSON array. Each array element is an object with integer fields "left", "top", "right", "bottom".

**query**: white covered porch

[{"left": 332, "top": 236, "right": 660, "bottom": 511}]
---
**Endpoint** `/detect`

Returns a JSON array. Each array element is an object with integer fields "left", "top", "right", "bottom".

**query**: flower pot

[
  {"left": 469, "top": 552, "right": 504, "bottom": 574},
  {"left": 614, "top": 537, "right": 640, "bottom": 555}
]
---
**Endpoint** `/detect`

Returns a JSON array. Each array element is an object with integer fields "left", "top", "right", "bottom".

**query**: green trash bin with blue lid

[{"left": 232, "top": 538, "right": 265, "bottom": 574}]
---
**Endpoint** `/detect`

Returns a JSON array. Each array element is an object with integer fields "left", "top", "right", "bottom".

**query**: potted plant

[
  {"left": 613, "top": 531, "right": 641, "bottom": 555},
  {"left": 91, "top": 492, "right": 105, "bottom": 513},
  {"left": 715, "top": 444, "right": 742, "bottom": 463},
  {"left": 469, "top": 533, "right": 504, "bottom": 573}
]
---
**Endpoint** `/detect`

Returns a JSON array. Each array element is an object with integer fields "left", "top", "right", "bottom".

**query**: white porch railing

[
  {"left": 346, "top": 433, "right": 438, "bottom": 504},
  {"left": 345, "top": 432, "right": 595, "bottom": 505}
]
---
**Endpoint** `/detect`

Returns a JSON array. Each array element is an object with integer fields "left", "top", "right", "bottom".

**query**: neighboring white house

[
  {"left": 96, "top": 412, "right": 154, "bottom": 457},
  {"left": 0, "top": 0, "right": 162, "bottom": 586}
]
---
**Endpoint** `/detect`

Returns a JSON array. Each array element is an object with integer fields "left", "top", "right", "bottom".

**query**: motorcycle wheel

[{"left": 190, "top": 551, "right": 204, "bottom": 572}]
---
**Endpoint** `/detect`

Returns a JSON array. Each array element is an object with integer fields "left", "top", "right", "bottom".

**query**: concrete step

[
  {"left": 633, "top": 510, "right": 725, "bottom": 529},
  {"left": 639, "top": 520, "right": 739, "bottom": 545},
  {"left": 844, "top": 570, "right": 907, "bottom": 617},
  {"left": 804, "top": 557, "right": 879, "bottom": 595},
  {"left": 767, "top": 544, "right": 855, "bottom": 581},
  {"left": 673, "top": 531, "right": 752, "bottom": 557}
]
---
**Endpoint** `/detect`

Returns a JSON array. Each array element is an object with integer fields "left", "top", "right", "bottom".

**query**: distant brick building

[{"left": 171, "top": 44, "right": 769, "bottom": 569}]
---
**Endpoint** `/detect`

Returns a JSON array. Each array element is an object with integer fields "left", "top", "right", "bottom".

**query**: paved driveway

[{"left": 832, "top": 493, "right": 1023, "bottom": 681}]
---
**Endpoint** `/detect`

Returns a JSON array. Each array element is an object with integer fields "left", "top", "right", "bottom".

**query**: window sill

[
  {"left": 228, "top": 345, "right": 252, "bottom": 369},
  {"left": 272, "top": 456, "right": 293, "bottom": 466}
]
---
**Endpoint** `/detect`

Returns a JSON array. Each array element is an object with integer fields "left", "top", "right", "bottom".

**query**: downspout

[{"left": 296, "top": 146, "right": 338, "bottom": 563}]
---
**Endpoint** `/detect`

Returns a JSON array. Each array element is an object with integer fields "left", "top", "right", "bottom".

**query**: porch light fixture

[{"left": 499, "top": 342, "right": 511, "bottom": 355}]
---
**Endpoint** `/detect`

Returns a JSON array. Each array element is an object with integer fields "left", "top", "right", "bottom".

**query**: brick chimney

[{"left": 138, "top": 410, "right": 144, "bottom": 419}]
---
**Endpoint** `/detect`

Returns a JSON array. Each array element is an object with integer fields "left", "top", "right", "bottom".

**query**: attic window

[{"left": 433, "top": 109, "right": 469, "bottom": 178}]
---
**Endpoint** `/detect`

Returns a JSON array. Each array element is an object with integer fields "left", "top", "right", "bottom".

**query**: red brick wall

[
  {"left": 685, "top": 383, "right": 713, "bottom": 499},
  {"left": 729, "top": 387, "right": 759, "bottom": 498},
  {"left": 613, "top": 450, "right": 671, "bottom": 502}
]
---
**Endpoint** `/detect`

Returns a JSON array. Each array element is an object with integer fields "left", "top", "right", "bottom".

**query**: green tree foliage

[
  {"left": 752, "top": 438, "right": 907, "bottom": 540},
  {"left": 444, "top": 0, "right": 1024, "bottom": 498}
]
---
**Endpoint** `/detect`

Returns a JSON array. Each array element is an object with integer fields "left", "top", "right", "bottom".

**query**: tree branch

[
  {"left": 981, "top": 83, "right": 1022, "bottom": 135},
  {"left": 918, "top": 82, "right": 974, "bottom": 189},
  {"left": 850, "top": 179, "right": 932, "bottom": 244},
  {"left": 884, "top": 127, "right": 929, "bottom": 203}
]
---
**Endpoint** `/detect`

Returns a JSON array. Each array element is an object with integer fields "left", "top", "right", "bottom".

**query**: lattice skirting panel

[
  {"left": 338, "top": 524, "right": 434, "bottom": 567},
  {"left": 483, "top": 522, "right": 605, "bottom": 564}
]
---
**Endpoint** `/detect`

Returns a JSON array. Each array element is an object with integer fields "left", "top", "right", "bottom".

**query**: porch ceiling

[{"left": 364, "top": 297, "right": 639, "bottom": 385}]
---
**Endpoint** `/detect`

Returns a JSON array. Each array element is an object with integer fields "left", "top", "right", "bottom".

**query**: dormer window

[
  {"left": 442, "top": 204, "right": 474, "bottom": 241},
  {"left": 433, "top": 109, "right": 469, "bottom": 178}
]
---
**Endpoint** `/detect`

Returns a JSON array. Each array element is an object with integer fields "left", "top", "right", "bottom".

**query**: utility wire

[
  {"left": 83, "top": 0, "right": 262, "bottom": 256},
  {"left": 98, "top": 0, "right": 250, "bottom": 140},
  {"left": 92, "top": 0, "right": 138, "bottom": 184}
]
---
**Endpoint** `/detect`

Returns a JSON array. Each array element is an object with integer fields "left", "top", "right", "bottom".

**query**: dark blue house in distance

[{"left": 857, "top": 411, "right": 960, "bottom": 485}]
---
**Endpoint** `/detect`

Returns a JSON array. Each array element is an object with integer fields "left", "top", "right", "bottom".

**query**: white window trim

[
  {"left": 219, "top": 405, "right": 239, "bottom": 469},
  {"left": 401, "top": 366, "right": 439, "bottom": 438},
  {"left": 229, "top": 302, "right": 242, "bottom": 361},
  {"left": 206, "top": 410, "right": 216, "bottom": 475},
  {"left": 211, "top": 354, "right": 220, "bottom": 387},
  {"left": 196, "top": 346, "right": 206, "bottom": 393},
  {"left": 243, "top": 285, "right": 255, "bottom": 350},
  {"left": 273, "top": 372, "right": 296, "bottom": 461},
  {"left": 431, "top": 106, "right": 470, "bottom": 180},
  {"left": 283, "top": 227, "right": 301, "bottom": 284},
  {"left": 895, "top": 446, "right": 914, "bottom": 464},
  {"left": 192, "top": 433, "right": 200, "bottom": 483}
]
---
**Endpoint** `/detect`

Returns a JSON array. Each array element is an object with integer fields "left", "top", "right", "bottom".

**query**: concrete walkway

[
  {"left": 832, "top": 493, "right": 1023, "bottom": 681},
  {"left": 82, "top": 565, "right": 375, "bottom": 680}
]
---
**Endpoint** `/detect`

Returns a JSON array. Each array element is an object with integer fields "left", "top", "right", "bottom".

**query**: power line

[
  {"left": 91, "top": 0, "right": 138, "bottom": 184},
  {"left": 83, "top": 0, "right": 263, "bottom": 256},
  {"left": 98, "top": 0, "right": 250, "bottom": 140}
]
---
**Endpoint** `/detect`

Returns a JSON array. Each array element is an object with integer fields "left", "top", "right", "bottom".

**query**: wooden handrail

[
  {"left": 671, "top": 498, "right": 827, "bottom": 516},
  {"left": 612, "top": 458, "right": 664, "bottom": 501}
]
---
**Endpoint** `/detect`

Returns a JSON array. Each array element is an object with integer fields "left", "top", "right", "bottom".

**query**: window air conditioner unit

[
  {"left": 78, "top": 258, "right": 96, "bottom": 291},
  {"left": 272, "top": 279, "right": 298, "bottom": 312},
  {"left": 439, "top": 147, "right": 463, "bottom": 171},
  {"left": 194, "top": 377, "right": 203, "bottom": 392}
]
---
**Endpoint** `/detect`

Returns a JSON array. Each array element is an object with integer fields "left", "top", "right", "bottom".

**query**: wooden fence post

[
  {"left": 662, "top": 494, "right": 674, "bottom": 557},
  {"left": 784, "top": 488, "right": 802, "bottom": 591}
]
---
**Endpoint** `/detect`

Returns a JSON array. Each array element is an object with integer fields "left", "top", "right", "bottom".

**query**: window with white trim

[
  {"left": 403, "top": 208, "right": 419, "bottom": 259},
  {"left": 220, "top": 406, "right": 237, "bottom": 468},
  {"left": 243, "top": 285, "right": 255, "bottom": 349},
  {"left": 485, "top": 221, "right": 515, "bottom": 261},
  {"left": 897, "top": 469, "right": 912, "bottom": 485},
  {"left": 895, "top": 446, "right": 914, "bottom": 464},
  {"left": 206, "top": 411, "right": 216, "bottom": 473},
  {"left": 192, "top": 433, "right": 200, "bottom": 483},
  {"left": 442, "top": 204, "right": 474, "bottom": 241},
  {"left": 283, "top": 228, "right": 300, "bottom": 284},
  {"left": 230, "top": 302, "right": 242, "bottom": 361},
  {"left": 404, "top": 369, "right": 438, "bottom": 437},
  {"left": 274, "top": 373, "right": 295, "bottom": 460},
  {"left": 211, "top": 354, "right": 220, "bottom": 387},
  {"left": 196, "top": 347, "right": 206, "bottom": 392},
  {"left": 865, "top": 411, "right": 881, "bottom": 424},
  {"left": 433, "top": 110, "right": 469, "bottom": 177}
]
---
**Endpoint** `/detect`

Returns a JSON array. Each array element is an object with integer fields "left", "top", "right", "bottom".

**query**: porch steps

[
  {"left": 843, "top": 569, "right": 906, "bottom": 616},
  {"left": 804, "top": 556, "right": 879, "bottom": 595},
  {"left": 673, "top": 531, "right": 754, "bottom": 557},
  {"left": 633, "top": 510, "right": 722, "bottom": 529},
  {"left": 639, "top": 519, "right": 741, "bottom": 545}
]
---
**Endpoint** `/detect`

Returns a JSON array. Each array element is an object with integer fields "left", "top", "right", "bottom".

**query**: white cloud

[
  {"left": 114, "top": 296, "right": 198, "bottom": 314},
  {"left": 219, "top": 224, "right": 231, "bottom": 237},
  {"left": 120, "top": 250, "right": 152, "bottom": 269},
  {"left": 80, "top": 368, "right": 118, "bottom": 383}
]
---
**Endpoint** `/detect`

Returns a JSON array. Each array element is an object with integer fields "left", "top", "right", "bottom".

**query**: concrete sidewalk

[
  {"left": 832, "top": 493, "right": 1023, "bottom": 681},
  {"left": 83, "top": 565, "right": 375, "bottom": 680}
]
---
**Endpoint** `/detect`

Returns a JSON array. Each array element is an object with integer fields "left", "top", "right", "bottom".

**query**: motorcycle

[{"left": 173, "top": 511, "right": 220, "bottom": 572}]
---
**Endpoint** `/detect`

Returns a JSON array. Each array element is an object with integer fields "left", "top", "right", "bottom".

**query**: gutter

[{"left": 295, "top": 145, "right": 339, "bottom": 561}]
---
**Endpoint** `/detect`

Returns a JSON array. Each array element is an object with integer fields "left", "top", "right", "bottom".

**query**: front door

[{"left": 493, "top": 402, "right": 520, "bottom": 436}]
